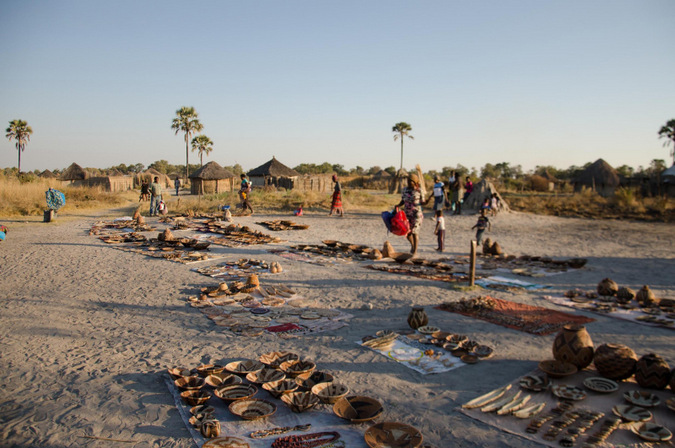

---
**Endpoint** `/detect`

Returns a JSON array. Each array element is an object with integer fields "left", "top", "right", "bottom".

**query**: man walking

[
  {"left": 149, "top": 176, "right": 162, "bottom": 216},
  {"left": 174, "top": 177, "right": 181, "bottom": 196}
]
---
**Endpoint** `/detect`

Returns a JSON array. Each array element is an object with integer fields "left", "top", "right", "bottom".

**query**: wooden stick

[
  {"left": 78, "top": 435, "right": 136, "bottom": 443},
  {"left": 469, "top": 240, "right": 477, "bottom": 286}
]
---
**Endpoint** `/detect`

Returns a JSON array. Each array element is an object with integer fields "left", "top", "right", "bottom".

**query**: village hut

[
  {"left": 59, "top": 163, "right": 132, "bottom": 191},
  {"left": 189, "top": 161, "right": 237, "bottom": 194},
  {"left": 662, "top": 164, "right": 675, "bottom": 197},
  {"left": 364, "top": 169, "right": 393, "bottom": 190},
  {"left": 463, "top": 179, "right": 510, "bottom": 212},
  {"left": 135, "top": 168, "right": 172, "bottom": 189},
  {"left": 39, "top": 169, "right": 57, "bottom": 179},
  {"left": 60, "top": 163, "right": 90, "bottom": 187},
  {"left": 573, "top": 159, "right": 620, "bottom": 197},
  {"left": 247, "top": 157, "right": 301, "bottom": 189}
]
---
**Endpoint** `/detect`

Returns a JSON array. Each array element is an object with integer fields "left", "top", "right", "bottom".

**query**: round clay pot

[
  {"left": 615, "top": 287, "right": 635, "bottom": 304},
  {"left": 635, "top": 285, "right": 656, "bottom": 308},
  {"left": 552, "top": 324, "right": 594, "bottom": 370},
  {"left": 597, "top": 278, "right": 618, "bottom": 297},
  {"left": 635, "top": 353, "right": 670, "bottom": 389},
  {"left": 670, "top": 368, "right": 675, "bottom": 392},
  {"left": 407, "top": 306, "right": 429, "bottom": 330},
  {"left": 593, "top": 343, "right": 637, "bottom": 380}
]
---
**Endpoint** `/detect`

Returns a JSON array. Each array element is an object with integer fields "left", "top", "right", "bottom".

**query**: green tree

[
  {"left": 5, "top": 119, "right": 33, "bottom": 173},
  {"left": 615, "top": 165, "right": 634, "bottom": 178},
  {"left": 149, "top": 160, "right": 171, "bottom": 174},
  {"left": 171, "top": 107, "right": 204, "bottom": 181},
  {"left": 647, "top": 159, "right": 667, "bottom": 176},
  {"left": 658, "top": 119, "right": 675, "bottom": 165},
  {"left": 384, "top": 166, "right": 397, "bottom": 176},
  {"left": 332, "top": 164, "right": 347, "bottom": 176},
  {"left": 191, "top": 134, "right": 214, "bottom": 167},
  {"left": 392, "top": 122, "right": 414, "bottom": 171}
]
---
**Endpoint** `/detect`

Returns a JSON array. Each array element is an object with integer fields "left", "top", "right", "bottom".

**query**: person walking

[
  {"left": 238, "top": 174, "right": 254, "bottom": 215},
  {"left": 329, "top": 174, "right": 344, "bottom": 217},
  {"left": 471, "top": 209, "right": 491, "bottom": 245},
  {"left": 434, "top": 209, "right": 445, "bottom": 252},
  {"left": 431, "top": 175, "right": 447, "bottom": 213},
  {"left": 149, "top": 176, "right": 162, "bottom": 216},
  {"left": 174, "top": 178, "right": 181, "bottom": 196},
  {"left": 396, "top": 173, "right": 430, "bottom": 255},
  {"left": 450, "top": 173, "right": 463, "bottom": 215}
]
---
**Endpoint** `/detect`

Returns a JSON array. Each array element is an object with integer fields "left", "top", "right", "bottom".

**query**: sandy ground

[{"left": 0, "top": 205, "right": 674, "bottom": 448}]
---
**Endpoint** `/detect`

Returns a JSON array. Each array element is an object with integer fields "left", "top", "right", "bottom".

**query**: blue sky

[{"left": 1, "top": 1, "right": 674, "bottom": 173}]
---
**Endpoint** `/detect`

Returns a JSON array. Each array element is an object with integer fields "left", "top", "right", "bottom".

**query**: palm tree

[
  {"left": 658, "top": 119, "right": 675, "bottom": 165},
  {"left": 191, "top": 134, "right": 214, "bottom": 166},
  {"left": 392, "top": 122, "right": 414, "bottom": 171},
  {"left": 5, "top": 119, "right": 33, "bottom": 173},
  {"left": 171, "top": 107, "right": 204, "bottom": 182}
]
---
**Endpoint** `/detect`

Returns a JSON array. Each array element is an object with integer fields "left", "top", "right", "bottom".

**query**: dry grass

[
  {"left": 504, "top": 188, "right": 675, "bottom": 222},
  {"left": 0, "top": 174, "right": 127, "bottom": 217}
]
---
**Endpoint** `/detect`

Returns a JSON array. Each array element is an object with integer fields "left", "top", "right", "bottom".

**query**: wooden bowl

[
  {"left": 196, "top": 364, "right": 226, "bottom": 377},
  {"left": 213, "top": 384, "right": 258, "bottom": 402},
  {"left": 364, "top": 422, "right": 423, "bottom": 448},
  {"left": 181, "top": 389, "right": 211, "bottom": 406},
  {"left": 190, "top": 405, "right": 215, "bottom": 416},
  {"left": 280, "top": 360, "right": 316, "bottom": 378},
  {"left": 312, "top": 382, "right": 350, "bottom": 404},
  {"left": 431, "top": 330, "right": 451, "bottom": 340},
  {"left": 280, "top": 391, "right": 321, "bottom": 413},
  {"left": 295, "top": 371, "right": 334, "bottom": 390},
  {"left": 246, "top": 368, "right": 285, "bottom": 385},
  {"left": 205, "top": 372, "right": 242, "bottom": 388},
  {"left": 174, "top": 376, "right": 206, "bottom": 391},
  {"left": 259, "top": 351, "right": 300, "bottom": 369},
  {"left": 262, "top": 379, "right": 299, "bottom": 398},
  {"left": 228, "top": 398, "right": 276, "bottom": 420},
  {"left": 333, "top": 396, "right": 383, "bottom": 423},
  {"left": 538, "top": 359, "right": 578, "bottom": 379},
  {"left": 225, "top": 360, "right": 264, "bottom": 376}
]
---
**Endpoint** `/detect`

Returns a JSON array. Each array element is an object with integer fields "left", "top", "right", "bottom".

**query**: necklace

[
  {"left": 250, "top": 424, "right": 311, "bottom": 439},
  {"left": 271, "top": 431, "right": 340, "bottom": 448}
]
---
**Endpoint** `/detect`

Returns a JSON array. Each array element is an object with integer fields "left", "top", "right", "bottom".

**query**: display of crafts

[
  {"left": 551, "top": 278, "right": 675, "bottom": 328},
  {"left": 195, "top": 258, "right": 283, "bottom": 280},
  {"left": 89, "top": 218, "right": 155, "bottom": 236},
  {"left": 476, "top": 238, "right": 588, "bottom": 276},
  {"left": 365, "top": 262, "right": 471, "bottom": 284},
  {"left": 187, "top": 275, "right": 353, "bottom": 337},
  {"left": 460, "top": 325, "right": 674, "bottom": 448},
  {"left": 256, "top": 220, "right": 309, "bottom": 231},
  {"left": 273, "top": 240, "right": 383, "bottom": 262},
  {"left": 168, "top": 352, "right": 425, "bottom": 447}
]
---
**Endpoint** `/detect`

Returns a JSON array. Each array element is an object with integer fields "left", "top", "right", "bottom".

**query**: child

[
  {"left": 471, "top": 209, "right": 491, "bottom": 245},
  {"left": 294, "top": 205, "right": 304, "bottom": 216},
  {"left": 490, "top": 193, "right": 500, "bottom": 216},
  {"left": 480, "top": 197, "right": 491, "bottom": 214},
  {"left": 434, "top": 209, "right": 445, "bottom": 252}
]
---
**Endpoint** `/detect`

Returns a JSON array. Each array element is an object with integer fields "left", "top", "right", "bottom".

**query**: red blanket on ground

[{"left": 436, "top": 296, "right": 594, "bottom": 335}]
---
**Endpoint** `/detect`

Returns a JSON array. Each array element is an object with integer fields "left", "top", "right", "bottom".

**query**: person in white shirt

[{"left": 434, "top": 209, "right": 446, "bottom": 252}]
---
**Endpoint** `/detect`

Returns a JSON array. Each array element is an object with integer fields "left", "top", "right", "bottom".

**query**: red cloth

[
  {"left": 436, "top": 296, "right": 594, "bottom": 335},
  {"left": 266, "top": 323, "right": 302, "bottom": 333}
]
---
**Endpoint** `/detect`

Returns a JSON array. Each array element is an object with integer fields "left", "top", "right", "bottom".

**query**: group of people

[{"left": 396, "top": 172, "right": 501, "bottom": 255}]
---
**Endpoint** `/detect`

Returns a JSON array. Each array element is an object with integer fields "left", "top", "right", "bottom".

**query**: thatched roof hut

[
  {"left": 574, "top": 159, "right": 620, "bottom": 196},
  {"left": 135, "top": 168, "right": 172, "bottom": 188},
  {"left": 39, "top": 169, "right": 57, "bottom": 179},
  {"left": 60, "top": 163, "right": 89, "bottom": 181},
  {"left": 189, "top": 161, "right": 237, "bottom": 194},
  {"left": 248, "top": 157, "right": 301, "bottom": 189}
]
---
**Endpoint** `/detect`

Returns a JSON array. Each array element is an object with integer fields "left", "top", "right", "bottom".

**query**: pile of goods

[
  {"left": 256, "top": 220, "right": 309, "bottom": 231},
  {"left": 195, "top": 258, "right": 283, "bottom": 279},
  {"left": 168, "top": 351, "right": 424, "bottom": 447},
  {"left": 89, "top": 218, "right": 154, "bottom": 236},
  {"left": 290, "top": 240, "right": 383, "bottom": 261},
  {"left": 478, "top": 238, "right": 588, "bottom": 275},
  {"left": 563, "top": 278, "right": 674, "bottom": 327},
  {"left": 462, "top": 324, "right": 675, "bottom": 446},
  {"left": 169, "top": 216, "right": 283, "bottom": 247}
]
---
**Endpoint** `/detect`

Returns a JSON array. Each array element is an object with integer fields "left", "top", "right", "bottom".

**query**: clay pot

[
  {"left": 482, "top": 238, "right": 492, "bottom": 255},
  {"left": 132, "top": 208, "right": 141, "bottom": 220},
  {"left": 593, "top": 343, "right": 637, "bottom": 380},
  {"left": 136, "top": 215, "right": 145, "bottom": 225},
  {"left": 369, "top": 249, "right": 383, "bottom": 260},
  {"left": 246, "top": 274, "right": 259, "bottom": 287},
  {"left": 597, "top": 278, "right": 618, "bottom": 297},
  {"left": 615, "top": 287, "right": 635, "bottom": 304},
  {"left": 670, "top": 368, "right": 675, "bottom": 392},
  {"left": 382, "top": 241, "right": 395, "bottom": 259},
  {"left": 552, "top": 325, "right": 594, "bottom": 369},
  {"left": 635, "top": 353, "right": 670, "bottom": 389},
  {"left": 490, "top": 242, "right": 503, "bottom": 256},
  {"left": 407, "top": 306, "right": 429, "bottom": 330},
  {"left": 635, "top": 285, "right": 656, "bottom": 308},
  {"left": 200, "top": 419, "right": 221, "bottom": 438}
]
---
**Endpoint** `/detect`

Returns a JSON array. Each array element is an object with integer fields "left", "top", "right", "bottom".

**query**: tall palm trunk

[
  {"left": 399, "top": 133, "right": 404, "bottom": 171},
  {"left": 184, "top": 134, "right": 189, "bottom": 182},
  {"left": 17, "top": 145, "right": 21, "bottom": 173}
]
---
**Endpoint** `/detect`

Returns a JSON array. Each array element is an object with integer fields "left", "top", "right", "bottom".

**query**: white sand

[{"left": 0, "top": 207, "right": 673, "bottom": 447}]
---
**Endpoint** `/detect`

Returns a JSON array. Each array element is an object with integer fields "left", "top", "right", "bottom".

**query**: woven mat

[
  {"left": 460, "top": 368, "right": 673, "bottom": 448},
  {"left": 193, "top": 261, "right": 277, "bottom": 280},
  {"left": 164, "top": 375, "right": 367, "bottom": 448},
  {"left": 543, "top": 295, "right": 674, "bottom": 331},
  {"left": 358, "top": 335, "right": 467, "bottom": 375},
  {"left": 436, "top": 296, "right": 595, "bottom": 336},
  {"left": 364, "top": 264, "right": 471, "bottom": 283}
]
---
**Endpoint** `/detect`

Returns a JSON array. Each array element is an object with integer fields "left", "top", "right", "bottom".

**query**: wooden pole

[{"left": 469, "top": 240, "right": 477, "bottom": 286}]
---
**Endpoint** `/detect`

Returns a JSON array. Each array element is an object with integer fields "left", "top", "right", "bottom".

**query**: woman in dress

[
  {"left": 329, "top": 174, "right": 344, "bottom": 217},
  {"left": 396, "top": 173, "right": 428, "bottom": 255}
]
